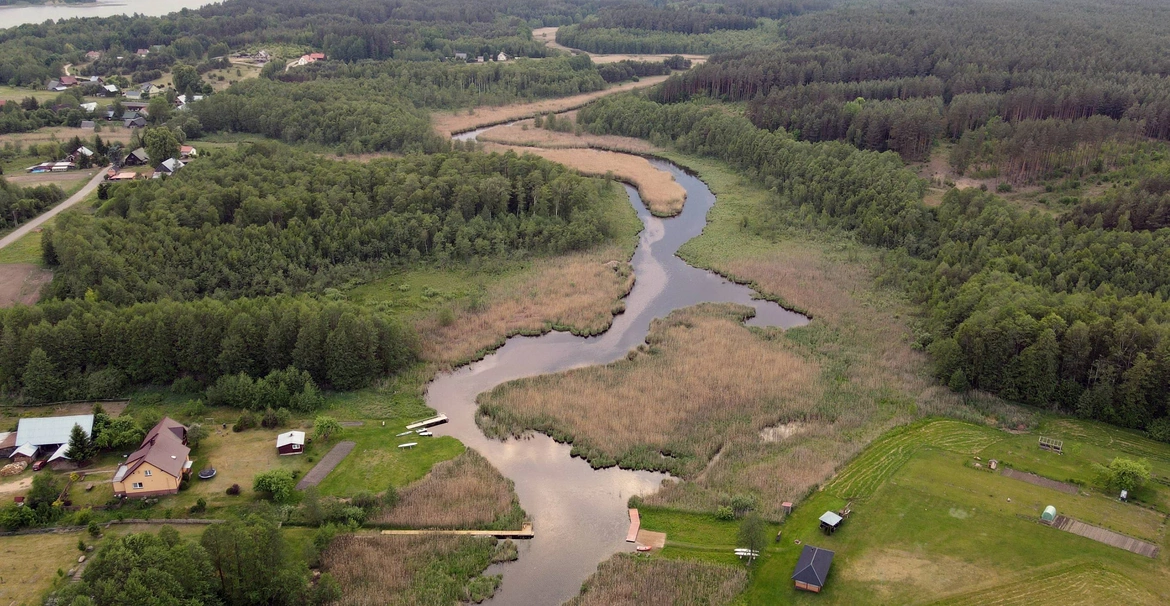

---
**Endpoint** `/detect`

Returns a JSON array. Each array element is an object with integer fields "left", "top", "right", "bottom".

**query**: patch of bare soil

[
  {"left": 841, "top": 549, "right": 985, "bottom": 598},
  {"left": 6, "top": 170, "right": 94, "bottom": 187},
  {"left": 0, "top": 263, "right": 51, "bottom": 307},
  {"left": 484, "top": 143, "right": 685, "bottom": 216},
  {"left": 759, "top": 421, "right": 810, "bottom": 443}
]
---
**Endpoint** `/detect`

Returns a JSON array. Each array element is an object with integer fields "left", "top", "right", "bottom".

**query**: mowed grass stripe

[
  {"left": 828, "top": 420, "right": 1005, "bottom": 499},
  {"left": 933, "top": 564, "right": 1156, "bottom": 606}
]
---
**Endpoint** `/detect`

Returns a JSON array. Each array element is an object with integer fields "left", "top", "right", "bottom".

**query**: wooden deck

[
  {"left": 378, "top": 523, "right": 534, "bottom": 539},
  {"left": 1049, "top": 515, "right": 1160, "bottom": 558},
  {"left": 626, "top": 508, "right": 640, "bottom": 542}
]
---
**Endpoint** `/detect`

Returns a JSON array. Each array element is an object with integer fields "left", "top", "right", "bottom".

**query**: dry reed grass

[
  {"left": 484, "top": 143, "right": 685, "bottom": 216},
  {"left": 477, "top": 121, "right": 660, "bottom": 155},
  {"left": 566, "top": 553, "right": 747, "bottom": 606},
  {"left": 0, "top": 126, "right": 133, "bottom": 148},
  {"left": 477, "top": 303, "right": 821, "bottom": 479},
  {"left": 417, "top": 245, "right": 634, "bottom": 365},
  {"left": 323, "top": 533, "right": 500, "bottom": 605},
  {"left": 372, "top": 449, "right": 523, "bottom": 529},
  {"left": 432, "top": 76, "right": 670, "bottom": 138}
]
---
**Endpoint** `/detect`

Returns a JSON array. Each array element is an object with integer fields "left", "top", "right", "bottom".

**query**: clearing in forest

[{"left": 0, "top": 263, "right": 52, "bottom": 307}]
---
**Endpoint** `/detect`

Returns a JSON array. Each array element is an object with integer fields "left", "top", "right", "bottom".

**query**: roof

[
  {"left": 75, "top": 145, "right": 94, "bottom": 156},
  {"left": 10, "top": 443, "right": 36, "bottom": 459},
  {"left": 159, "top": 158, "right": 184, "bottom": 173},
  {"left": 47, "top": 442, "right": 71, "bottom": 462},
  {"left": 80, "top": 102, "right": 97, "bottom": 112},
  {"left": 128, "top": 148, "right": 148, "bottom": 161},
  {"left": 80, "top": 121, "right": 96, "bottom": 129},
  {"left": 15, "top": 415, "right": 93, "bottom": 447},
  {"left": 113, "top": 418, "right": 190, "bottom": 481},
  {"left": 792, "top": 545, "right": 834, "bottom": 586},
  {"left": 276, "top": 431, "right": 305, "bottom": 448},
  {"left": 819, "top": 511, "right": 843, "bottom": 526},
  {"left": 60, "top": 76, "right": 77, "bottom": 86},
  {"left": 0, "top": 432, "right": 15, "bottom": 450}
]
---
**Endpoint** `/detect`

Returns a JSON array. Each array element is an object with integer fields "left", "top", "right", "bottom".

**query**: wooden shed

[
  {"left": 276, "top": 431, "right": 306, "bottom": 455},
  {"left": 792, "top": 545, "right": 834, "bottom": 592}
]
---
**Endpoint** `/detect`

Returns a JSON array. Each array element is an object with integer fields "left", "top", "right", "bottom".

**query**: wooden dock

[
  {"left": 626, "top": 508, "right": 640, "bottom": 542},
  {"left": 378, "top": 523, "right": 533, "bottom": 539},
  {"left": 406, "top": 414, "right": 448, "bottom": 430},
  {"left": 1049, "top": 515, "right": 1159, "bottom": 558}
]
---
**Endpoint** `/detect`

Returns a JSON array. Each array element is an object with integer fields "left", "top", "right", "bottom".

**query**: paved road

[
  {"left": 0, "top": 167, "right": 108, "bottom": 251},
  {"left": 295, "top": 440, "right": 356, "bottom": 490}
]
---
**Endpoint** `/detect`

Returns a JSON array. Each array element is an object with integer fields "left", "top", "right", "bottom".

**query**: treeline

[
  {"left": 48, "top": 522, "right": 339, "bottom": 606},
  {"left": 0, "top": 0, "right": 630, "bottom": 87},
  {"left": 274, "top": 55, "right": 606, "bottom": 106},
  {"left": 580, "top": 6, "right": 758, "bottom": 34},
  {"left": 656, "top": 0, "right": 1170, "bottom": 181},
  {"left": 0, "top": 295, "right": 416, "bottom": 402},
  {"left": 597, "top": 58, "right": 678, "bottom": 83},
  {"left": 577, "top": 94, "right": 1170, "bottom": 435},
  {"left": 0, "top": 178, "right": 65, "bottom": 233},
  {"left": 43, "top": 144, "right": 612, "bottom": 303},
  {"left": 191, "top": 79, "right": 441, "bottom": 154},
  {"left": 555, "top": 24, "right": 769, "bottom": 55}
]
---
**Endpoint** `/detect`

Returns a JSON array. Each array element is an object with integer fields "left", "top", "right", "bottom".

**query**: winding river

[
  {"left": 431, "top": 130, "right": 808, "bottom": 605},
  {"left": 0, "top": 0, "right": 218, "bottom": 28}
]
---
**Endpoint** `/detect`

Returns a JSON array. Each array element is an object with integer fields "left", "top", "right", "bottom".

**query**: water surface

[
  {"left": 428, "top": 148, "right": 807, "bottom": 604},
  {"left": 1, "top": 0, "right": 217, "bottom": 28}
]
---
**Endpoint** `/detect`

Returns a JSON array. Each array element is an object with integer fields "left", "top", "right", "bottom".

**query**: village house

[
  {"left": 155, "top": 158, "right": 185, "bottom": 177},
  {"left": 80, "top": 102, "right": 98, "bottom": 113},
  {"left": 85, "top": 50, "right": 102, "bottom": 61},
  {"left": 124, "top": 116, "right": 147, "bottom": 129},
  {"left": 67, "top": 146, "right": 94, "bottom": 162},
  {"left": 0, "top": 432, "right": 16, "bottom": 458},
  {"left": 180, "top": 145, "right": 198, "bottom": 159},
  {"left": 112, "top": 417, "right": 192, "bottom": 498},
  {"left": 59, "top": 76, "right": 78, "bottom": 87},
  {"left": 102, "top": 84, "right": 120, "bottom": 96},
  {"left": 295, "top": 52, "right": 326, "bottom": 67},
  {"left": 497, "top": 51, "right": 509, "bottom": 61},
  {"left": 276, "top": 431, "right": 306, "bottom": 455},
  {"left": 124, "top": 147, "right": 149, "bottom": 166},
  {"left": 135, "top": 48, "right": 150, "bottom": 57}
]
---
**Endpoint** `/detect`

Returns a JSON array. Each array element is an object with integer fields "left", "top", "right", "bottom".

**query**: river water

[
  {"left": 0, "top": 0, "right": 217, "bottom": 28},
  {"left": 430, "top": 133, "right": 808, "bottom": 604}
]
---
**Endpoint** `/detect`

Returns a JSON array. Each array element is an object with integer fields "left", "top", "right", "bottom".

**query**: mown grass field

[{"left": 638, "top": 418, "right": 1169, "bottom": 605}]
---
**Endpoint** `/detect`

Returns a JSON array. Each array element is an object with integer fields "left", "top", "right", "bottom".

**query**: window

[
  {"left": 132, "top": 482, "right": 143, "bottom": 489},
  {"left": 143, "top": 470, "right": 152, "bottom": 477},
  {"left": 292, "top": 444, "right": 301, "bottom": 450}
]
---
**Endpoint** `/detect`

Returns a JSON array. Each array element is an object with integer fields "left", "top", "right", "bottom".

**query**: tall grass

[
  {"left": 322, "top": 534, "right": 504, "bottom": 605},
  {"left": 488, "top": 144, "right": 686, "bottom": 216},
  {"left": 478, "top": 120, "right": 660, "bottom": 155},
  {"left": 372, "top": 449, "right": 525, "bottom": 530},
  {"left": 478, "top": 303, "right": 820, "bottom": 481},
  {"left": 566, "top": 553, "right": 747, "bottom": 606}
]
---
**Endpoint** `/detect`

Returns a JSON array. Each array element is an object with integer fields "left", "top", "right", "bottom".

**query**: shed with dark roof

[{"left": 792, "top": 545, "right": 834, "bottom": 593}]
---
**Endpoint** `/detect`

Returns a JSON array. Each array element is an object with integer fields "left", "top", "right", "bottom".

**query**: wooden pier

[
  {"left": 626, "top": 508, "right": 640, "bottom": 543},
  {"left": 379, "top": 523, "right": 534, "bottom": 539}
]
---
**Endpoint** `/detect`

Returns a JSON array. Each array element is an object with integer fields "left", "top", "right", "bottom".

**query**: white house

[{"left": 276, "top": 431, "right": 305, "bottom": 455}]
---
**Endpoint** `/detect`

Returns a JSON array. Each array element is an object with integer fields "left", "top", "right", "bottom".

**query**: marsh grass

[
  {"left": 478, "top": 121, "right": 660, "bottom": 154},
  {"left": 566, "top": 553, "right": 747, "bottom": 606},
  {"left": 484, "top": 144, "right": 686, "bottom": 216},
  {"left": 322, "top": 533, "right": 502, "bottom": 605},
  {"left": 478, "top": 303, "right": 820, "bottom": 481},
  {"left": 372, "top": 449, "right": 525, "bottom": 530}
]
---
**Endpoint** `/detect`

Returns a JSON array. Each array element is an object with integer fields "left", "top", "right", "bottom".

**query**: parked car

[{"left": 31, "top": 460, "right": 46, "bottom": 471}]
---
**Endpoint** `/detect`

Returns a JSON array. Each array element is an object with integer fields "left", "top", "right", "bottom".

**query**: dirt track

[{"left": 532, "top": 27, "right": 708, "bottom": 65}]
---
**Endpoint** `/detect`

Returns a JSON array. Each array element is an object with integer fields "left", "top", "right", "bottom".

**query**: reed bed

[
  {"left": 478, "top": 121, "right": 660, "bottom": 154},
  {"left": 417, "top": 244, "right": 634, "bottom": 365},
  {"left": 322, "top": 534, "right": 502, "bottom": 605},
  {"left": 372, "top": 450, "right": 524, "bottom": 530},
  {"left": 477, "top": 303, "right": 821, "bottom": 480},
  {"left": 566, "top": 554, "right": 747, "bottom": 606},
  {"left": 486, "top": 144, "right": 685, "bottom": 216},
  {"left": 431, "top": 76, "right": 670, "bottom": 139}
]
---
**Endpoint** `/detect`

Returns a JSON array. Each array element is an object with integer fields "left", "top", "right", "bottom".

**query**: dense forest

[
  {"left": 578, "top": 94, "right": 1170, "bottom": 436},
  {"left": 42, "top": 144, "right": 614, "bottom": 303},
  {"left": 0, "top": 294, "right": 416, "bottom": 402},
  {"left": 0, "top": 177, "right": 66, "bottom": 233},
  {"left": 655, "top": 0, "right": 1170, "bottom": 180}
]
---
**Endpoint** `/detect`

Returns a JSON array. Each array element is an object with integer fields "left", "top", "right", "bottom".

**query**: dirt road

[
  {"left": 532, "top": 27, "right": 708, "bottom": 65},
  {"left": 0, "top": 166, "right": 108, "bottom": 252}
]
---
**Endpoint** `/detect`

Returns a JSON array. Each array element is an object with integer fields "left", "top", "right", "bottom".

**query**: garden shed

[
  {"left": 792, "top": 545, "right": 834, "bottom": 592},
  {"left": 277, "top": 431, "right": 306, "bottom": 455},
  {"left": 1042, "top": 505, "right": 1057, "bottom": 523}
]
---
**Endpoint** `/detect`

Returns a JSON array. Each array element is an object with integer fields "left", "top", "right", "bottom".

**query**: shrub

[
  {"left": 715, "top": 505, "right": 735, "bottom": 521},
  {"left": 189, "top": 497, "right": 207, "bottom": 514},
  {"left": 253, "top": 470, "right": 297, "bottom": 504},
  {"left": 87, "top": 520, "right": 101, "bottom": 537},
  {"left": 233, "top": 410, "right": 258, "bottom": 432},
  {"left": 226, "top": 484, "right": 241, "bottom": 496},
  {"left": 1096, "top": 457, "right": 1151, "bottom": 493}
]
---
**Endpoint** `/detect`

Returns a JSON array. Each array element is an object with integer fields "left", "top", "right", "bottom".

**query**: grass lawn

[
  {"left": 314, "top": 421, "right": 466, "bottom": 498},
  {"left": 637, "top": 418, "right": 1170, "bottom": 605},
  {"left": 0, "top": 231, "right": 42, "bottom": 264}
]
